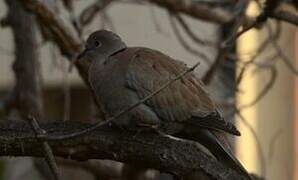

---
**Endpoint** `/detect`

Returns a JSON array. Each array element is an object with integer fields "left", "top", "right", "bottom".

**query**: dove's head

[{"left": 76, "top": 30, "right": 127, "bottom": 67}]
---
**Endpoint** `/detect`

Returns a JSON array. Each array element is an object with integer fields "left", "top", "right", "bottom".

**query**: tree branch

[
  {"left": 148, "top": 0, "right": 234, "bottom": 24},
  {"left": 4, "top": 0, "right": 44, "bottom": 118},
  {"left": 0, "top": 120, "right": 248, "bottom": 180},
  {"left": 270, "top": 9, "right": 298, "bottom": 26}
]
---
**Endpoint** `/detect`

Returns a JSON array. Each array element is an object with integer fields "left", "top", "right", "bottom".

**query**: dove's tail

[{"left": 175, "top": 129, "right": 251, "bottom": 180}]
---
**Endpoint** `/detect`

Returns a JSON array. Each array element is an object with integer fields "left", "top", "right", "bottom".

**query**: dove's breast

[{"left": 88, "top": 48, "right": 161, "bottom": 129}]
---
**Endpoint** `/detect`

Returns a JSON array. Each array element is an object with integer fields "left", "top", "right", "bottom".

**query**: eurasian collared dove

[{"left": 77, "top": 30, "right": 251, "bottom": 179}]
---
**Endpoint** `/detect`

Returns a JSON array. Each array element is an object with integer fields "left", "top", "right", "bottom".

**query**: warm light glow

[
  {"left": 236, "top": 28, "right": 259, "bottom": 174},
  {"left": 236, "top": 3, "right": 295, "bottom": 179},
  {"left": 235, "top": 1, "right": 260, "bottom": 175}
]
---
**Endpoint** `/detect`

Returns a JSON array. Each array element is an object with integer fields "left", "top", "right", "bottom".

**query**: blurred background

[{"left": 0, "top": 0, "right": 297, "bottom": 180}]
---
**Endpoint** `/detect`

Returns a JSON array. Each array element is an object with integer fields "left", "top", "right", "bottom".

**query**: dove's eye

[{"left": 94, "top": 40, "right": 102, "bottom": 47}]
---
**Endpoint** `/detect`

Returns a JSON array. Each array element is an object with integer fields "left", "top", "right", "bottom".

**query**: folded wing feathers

[{"left": 126, "top": 48, "right": 239, "bottom": 134}]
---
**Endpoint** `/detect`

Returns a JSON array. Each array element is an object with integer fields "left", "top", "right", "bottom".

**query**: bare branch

[
  {"left": 173, "top": 14, "right": 215, "bottom": 46},
  {"left": 239, "top": 65, "right": 277, "bottom": 109},
  {"left": 270, "top": 9, "right": 298, "bottom": 26},
  {"left": 4, "top": 0, "right": 44, "bottom": 118},
  {"left": 168, "top": 12, "right": 211, "bottom": 64},
  {"left": 3, "top": 1, "right": 58, "bottom": 179},
  {"left": 268, "top": 128, "right": 283, "bottom": 165},
  {"left": 236, "top": 21, "right": 281, "bottom": 86},
  {"left": 267, "top": 23, "right": 298, "bottom": 75},
  {"left": 147, "top": 0, "right": 234, "bottom": 24},
  {"left": 203, "top": 0, "right": 249, "bottom": 84},
  {"left": 0, "top": 120, "right": 249, "bottom": 180}
]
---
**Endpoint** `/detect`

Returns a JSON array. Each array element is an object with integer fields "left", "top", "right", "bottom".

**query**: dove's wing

[{"left": 125, "top": 48, "right": 239, "bottom": 135}]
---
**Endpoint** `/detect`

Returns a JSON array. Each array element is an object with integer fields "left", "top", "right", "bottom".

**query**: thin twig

[
  {"left": 236, "top": 24, "right": 280, "bottom": 109},
  {"left": 224, "top": 0, "right": 250, "bottom": 45},
  {"left": 239, "top": 65, "right": 277, "bottom": 109},
  {"left": 173, "top": 13, "right": 215, "bottom": 46},
  {"left": 147, "top": 0, "right": 234, "bottom": 24},
  {"left": 236, "top": 19, "right": 259, "bottom": 39},
  {"left": 235, "top": 110, "right": 266, "bottom": 177},
  {"left": 168, "top": 12, "right": 211, "bottom": 64},
  {"left": 28, "top": 116, "right": 61, "bottom": 180},
  {"left": 202, "top": 1, "right": 249, "bottom": 84},
  {"left": 267, "top": 23, "right": 298, "bottom": 75},
  {"left": 267, "top": 128, "right": 283, "bottom": 165},
  {"left": 278, "top": 46, "right": 298, "bottom": 75},
  {"left": 236, "top": 21, "right": 281, "bottom": 86},
  {"left": 236, "top": 0, "right": 281, "bottom": 39},
  {"left": 42, "top": 62, "right": 200, "bottom": 141}
]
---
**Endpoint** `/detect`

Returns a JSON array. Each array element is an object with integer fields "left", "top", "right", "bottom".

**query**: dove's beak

[
  {"left": 68, "top": 48, "right": 89, "bottom": 72},
  {"left": 77, "top": 48, "right": 89, "bottom": 61}
]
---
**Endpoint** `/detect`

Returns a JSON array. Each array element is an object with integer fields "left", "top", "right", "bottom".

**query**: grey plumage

[{"left": 77, "top": 30, "right": 251, "bottom": 179}]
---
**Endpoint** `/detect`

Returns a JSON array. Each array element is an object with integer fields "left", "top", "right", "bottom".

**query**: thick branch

[
  {"left": 0, "top": 121, "right": 247, "bottom": 180},
  {"left": 4, "top": 0, "right": 43, "bottom": 118},
  {"left": 270, "top": 10, "right": 298, "bottom": 26},
  {"left": 147, "top": 0, "right": 298, "bottom": 26},
  {"left": 4, "top": 1, "right": 61, "bottom": 179},
  {"left": 148, "top": 0, "right": 234, "bottom": 24}
]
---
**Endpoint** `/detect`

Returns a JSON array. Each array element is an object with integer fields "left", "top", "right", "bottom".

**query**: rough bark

[{"left": 0, "top": 120, "right": 249, "bottom": 180}]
